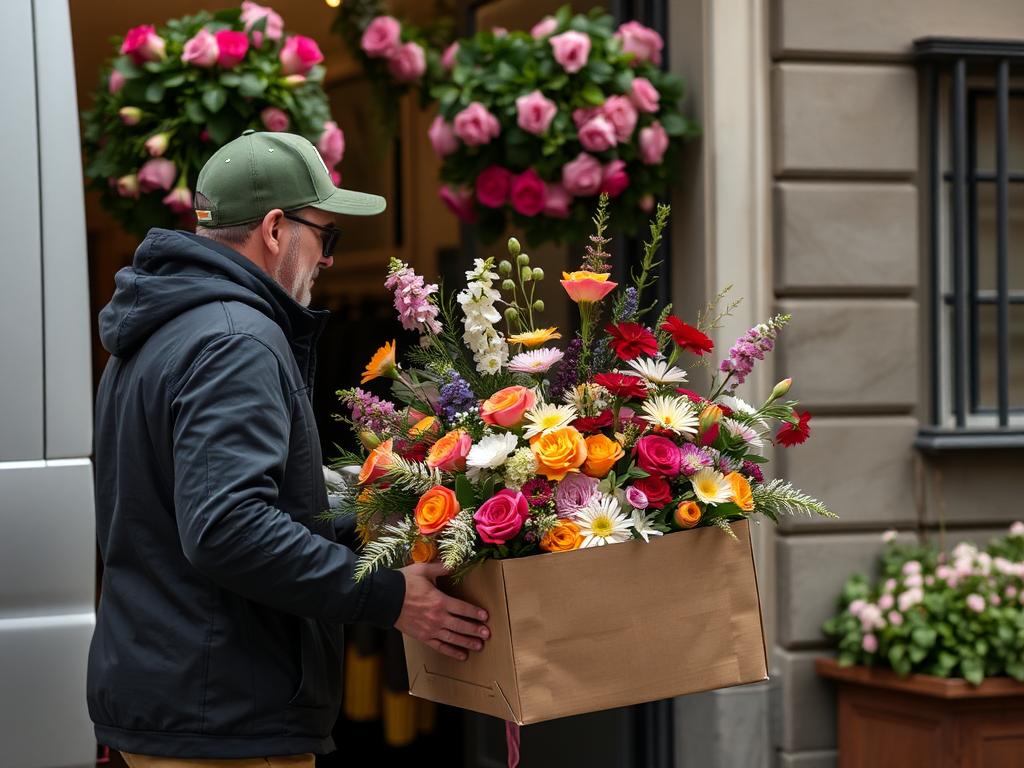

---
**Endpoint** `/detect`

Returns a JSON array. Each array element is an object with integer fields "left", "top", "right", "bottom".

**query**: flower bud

[
  {"left": 768, "top": 377, "right": 793, "bottom": 402},
  {"left": 517, "top": 253, "right": 530, "bottom": 267},
  {"left": 119, "top": 106, "right": 143, "bottom": 125},
  {"left": 358, "top": 430, "right": 381, "bottom": 450},
  {"left": 499, "top": 259, "right": 513, "bottom": 276},
  {"left": 532, "top": 267, "right": 544, "bottom": 281},
  {"left": 144, "top": 132, "right": 171, "bottom": 157},
  {"left": 283, "top": 74, "right": 307, "bottom": 87},
  {"left": 507, "top": 236, "right": 521, "bottom": 256},
  {"left": 532, "top": 300, "right": 545, "bottom": 312},
  {"left": 521, "top": 266, "right": 533, "bottom": 282},
  {"left": 502, "top": 279, "right": 516, "bottom": 292},
  {"left": 504, "top": 306, "right": 520, "bottom": 324},
  {"left": 699, "top": 404, "right": 723, "bottom": 433}
]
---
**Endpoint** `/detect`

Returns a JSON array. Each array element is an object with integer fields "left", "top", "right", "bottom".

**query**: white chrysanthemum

[
  {"left": 690, "top": 467, "right": 733, "bottom": 505},
  {"left": 717, "top": 394, "right": 756, "bottom": 417},
  {"left": 629, "top": 508, "right": 664, "bottom": 544},
  {"left": 523, "top": 403, "right": 578, "bottom": 439},
  {"left": 466, "top": 432, "right": 519, "bottom": 477},
  {"left": 626, "top": 357, "right": 688, "bottom": 385},
  {"left": 574, "top": 494, "right": 633, "bottom": 548},
  {"left": 508, "top": 347, "right": 564, "bottom": 374},
  {"left": 721, "top": 417, "right": 763, "bottom": 447},
  {"left": 641, "top": 394, "right": 698, "bottom": 434}
]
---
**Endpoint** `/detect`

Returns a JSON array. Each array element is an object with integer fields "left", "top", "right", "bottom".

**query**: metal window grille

[{"left": 915, "top": 38, "right": 1024, "bottom": 450}]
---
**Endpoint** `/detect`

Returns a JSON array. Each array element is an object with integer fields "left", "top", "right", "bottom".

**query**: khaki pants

[{"left": 120, "top": 752, "right": 315, "bottom": 768}]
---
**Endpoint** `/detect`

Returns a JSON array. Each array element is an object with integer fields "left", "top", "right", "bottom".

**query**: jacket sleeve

[{"left": 170, "top": 332, "right": 404, "bottom": 627}]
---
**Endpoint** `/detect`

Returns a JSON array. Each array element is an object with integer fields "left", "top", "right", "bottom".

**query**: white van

[{"left": 1, "top": 0, "right": 96, "bottom": 765}]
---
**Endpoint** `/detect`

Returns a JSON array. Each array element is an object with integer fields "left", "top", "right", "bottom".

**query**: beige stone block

[
  {"left": 775, "top": 299, "right": 919, "bottom": 411},
  {"left": 778, "top": 752, "right": 837, "bottom": 768},
  {"left": 773, "top": 64, "right": 917, "bottom": 176},
  {"left": 775, "top": 416, "right": 919, "bottom": 532},
  {"left": 775, "top": 182, "right": 918, "bottom": 293},
  {"left": 773, "top": 648, "right": 838, "bottom": 752},
  {"left": 773, "top": 0, "right": 1024, "bottom": 60},
  {"left": 920, "top": 454, "right": 1024, "bottom": 526}
]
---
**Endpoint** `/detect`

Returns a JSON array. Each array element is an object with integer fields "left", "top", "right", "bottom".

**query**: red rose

[
  {"left": 605, "top": 322, "right": 658, "bottom": 361},
  {"left": 660, "top": 316, "right": 713, "bottom": 355},
  {"left": 634, "top": 434, "right": 681, "bottom": 477},
  {"left": 510, "top": 169, "right": 547, "bottom": 217},
  {"left": 476, "top": 165, "right": 513, "bottom": 208},
  {"left": 573, "top": 409, "right": 614, "bottom": 433},
  {"left": 594, "top": 372, "right": 648, "bottom": 400},
  {"left": 675, "top": 388, "right": 706, "bottom": 406},
  {"left": 776, "top": 411, "right": 811, "bottom": 447},
  {"left": 632, "top": 475, "right": 672, "bottom": 508}
]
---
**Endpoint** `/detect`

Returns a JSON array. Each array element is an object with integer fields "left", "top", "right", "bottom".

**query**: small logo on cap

[{"left": 196, "top": 209, "right": 213, "bottom": 222}]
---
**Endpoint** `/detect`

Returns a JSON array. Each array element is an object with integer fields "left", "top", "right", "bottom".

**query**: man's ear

[{"left": 260, "top": 209, "right": 285, "bottom": 259}]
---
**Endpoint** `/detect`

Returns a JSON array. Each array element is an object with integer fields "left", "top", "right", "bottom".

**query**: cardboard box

[{"left": 404, "top": 519, "right": 768, "bottom": 725}]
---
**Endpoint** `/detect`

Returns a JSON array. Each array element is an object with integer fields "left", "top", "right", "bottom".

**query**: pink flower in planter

[
  {"left": 600, "top": 159, "right": 629, "bottom": 197},
  {"left": 544, "top": 182, "right": 572, "bottom": 218},
  {"left": 181, "top": 28, "right": 219, "bottom": 67},
  {"left": 240, "top": 1, "right": 284, "bottom": 47},
  {"left": 887, "top": 610, "right": 904, "bottom": 626},
  {"left": 387, "top": 41, "right": 425, "bottom": 82},
  {"left": 260, "top": 106, "right": 290, "bottom": 132},
  {"left": 629, "top": 77, "right": 660, "bottom": 113},
  {"left": 441, "top": 41, "right": 459, "bottom": 70},
  {"left": 510, "top": 169, "right": 546, "bottom": 217},
  {"left": 116, "top": 174, "right": 139, "bottom": 199},
  {"left": 121, "top": 25, "right": 165, "bottom": 65},
  {"left": 573, "top": 106, "right": 602, "bottom": 128},
  {"left": 639, "top": 121, "right": 669, "bottom": 165},
  {"left": 280, "top": 35, "right": 323, "bottom": 76},
  {"left": 453, "top": 102, "right": 500, "bottom": 146},
  {"left": 215, "top": 30, "right": 250, "bottom": 68},
  {"left": 615, "top": 21, "right": 663, "bottom": 66},
  {"left": 603, "top": 95, "right": 638, "bottom": 143},
  {"left": 138, "top": 158, "right": 176, "bottom": 193},
  {"left": 317, "top": 120, "right": 345, "bottom": 168},
  {"left": 531, "top": 16, "right": 558, "bottom": 39},
  {"left": 966, "top": 593, "right": 986, "bottom": 613},
  {"left": 515, "top": 90, "right": 557, "bottom": 136},
  {"left": 475, "top": 165, "right": 513, "bottom": 208},
  {"left": 861, "top": 633, "right": 878, "bottom": 653},
  {"left": 108, "top": 70, "right": 126, "bottom": 94},
  {"left": 144, "top": 132, "right": 170, "bottom": 157},
  {"left": 439, "top": 185, "right": 476, "bottom": 222},
  {"left": 163, "top": 185, "right": 193, "bottom": 214},
  {"left": 578, "top": 115, "right": 617, "bottom": 152},
  {"left": 361, "top": 16, "right": 401, "bottom": 59},
  {"left": 428, "top": 115, "right": 458, "bottom": 157},
  {"left": 562, "top": 153, "right": 602, "bottom": 196},
  {"left": 549, "top": 30, "right": 591, "bottom": 74}
]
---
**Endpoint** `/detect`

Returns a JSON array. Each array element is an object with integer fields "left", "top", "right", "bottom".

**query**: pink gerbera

[{"left": 508, "top": 347, "right": 564, "bottom": 373}]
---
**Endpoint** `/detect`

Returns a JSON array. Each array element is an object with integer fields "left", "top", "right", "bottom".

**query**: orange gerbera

[
  {"left": 361, "top": 340, "right": 397, "bottom": 384},
  {"left": 508, "top": 327, "right": 562, "bottom": 348},
  {"left": 358, "top": 438, "right": 394, "bottom": 484},
  {"left": 725, "top": 472, "right": 755, "bottom": 512}
]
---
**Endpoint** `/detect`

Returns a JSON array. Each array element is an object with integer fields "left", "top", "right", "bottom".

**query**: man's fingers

[
  {"left": 428, "top": 637, "right": 469, "bottom": 661},
  {"left": 419, "top": 562, "right": 452, "bottom": 583},
  {"left": 445, "top": 616, "right": 490, "bottom": 640},
  {"left": 445, "top": 595, "right": 489, "bottom": 622},
  {"left": 434, "top": 628, "right": 483, "bottom": 652}
]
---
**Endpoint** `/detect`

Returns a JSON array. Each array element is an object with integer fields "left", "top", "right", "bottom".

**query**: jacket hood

[{"left": 99, "top": 228, "right": 326, "bottom": 358}]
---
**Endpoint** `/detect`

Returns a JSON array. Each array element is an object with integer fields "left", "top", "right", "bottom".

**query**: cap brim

[{"left": 312, "top": 187, "right": 387, "bottom": 216}]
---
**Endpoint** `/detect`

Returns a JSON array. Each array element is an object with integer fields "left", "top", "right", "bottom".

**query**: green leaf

[
  {"left": 162, "top": 73, "right": 186, "bottom": 88},
  {"left": 184, "top": 99, "right": 206, "bottom": 124},
  {"left": 238, "top": 73, "right": 268, "bottom": 98},
  {"left": 219, "top": 72, "right": 242, "bottom": 88},
  {"left": 587, "top": 60, "right": 614, "bottom": 83},
  {"left": 961, "top": 657, "right": 984, "bottom": 686},
  {"left": 911, "top": 627, "right": 937, "bottom": 649},
  {"left": 661, "top": 113, "right": 688, "bottom": 137},
  {"left": 144, "top": 81, "right": 165, "bottom": 103},
  {"left": 614, "top": 70, "right": 635, "bottom": 94},
  {"left": 581, "top": 83, "right": 605, "bottom": 106},
  {"left": 743, "top": 453, "right": 769, "bottom": 464},
  {"left": 455, "top": 475, "right": 476, "bottom": 509},
  {"left": 201, "top": 87, "right": 227, "bottom": 114},
  {"left": 206, "top": 111, "right": 236, "bottom": 145}
]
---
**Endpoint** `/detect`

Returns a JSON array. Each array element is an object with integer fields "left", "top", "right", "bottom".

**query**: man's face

[{"left": 273, "top": 208, "right": 336, "bottom": 307}]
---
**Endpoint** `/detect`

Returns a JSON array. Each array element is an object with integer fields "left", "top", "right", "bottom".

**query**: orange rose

[
  {"left": 409, "top": 415, "right": 441, "bottom": 437},
  {"left": 410, "top": 538, "right": 438, "bottom": 563},
  {"left": 530, "top": 425, "right": 588, "bottom": 481},
  {"left": 425, "top": 429, "right": 472, "bottom": 472},
  {"left": 358, "top": 438, "right": 394, "bottom": 484},
  {"left": 581, "top": 434, "right": 625, "bottom": 478},
  {"left": 725, "top": 472, "right": 755, "bottom": 512},
  {"left": 540, "top": 520, "right": 583, "bottom": 552},
  {"left": 480, "top": 385, "right": 537, "bottom": 427},
  {"left": 414, "top": 485, "right": 460, "bottom": 535},
  {"left": 673, "top": 500, "right": 702, "bottom": 529}
]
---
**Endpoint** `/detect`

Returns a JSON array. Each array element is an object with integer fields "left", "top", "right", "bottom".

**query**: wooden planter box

[{"left": 816, "top": 657, "right": 1024, "bottom": 767}]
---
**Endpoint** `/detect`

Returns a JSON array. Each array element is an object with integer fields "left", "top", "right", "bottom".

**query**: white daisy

[
  {"left": 629, "top": 508, "right": 664, "bottom": 543},
  {"left": 718, "top": 395, "right": 768, "bottom": 429},
  {"left": 574, "top": 494, "right": 634, "bottom": 548},
  {"left": 523, "top": 402, "right": 577, "bottom": 439},
  {"left": 466, "top": 432, "right": 519, "bottom": 477},
  {"left": 721, "top": 417, "right": 763, "bottom": 448},
  {"left": 690, "top": 467, "right": 734, "bottom": 506},
  {"left": 641, "top": 394, "right": 699, "bottom": 435},
  {"left": 508, "top": 347, "right": 565, "bottom": 374},
  {"left": 626, "top": 357, "right": 688, "bottom": 385}
]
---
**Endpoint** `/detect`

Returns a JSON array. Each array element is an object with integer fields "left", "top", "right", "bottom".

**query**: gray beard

[{"left": 273, "top": 229, "right": 316, "bottom": 307}]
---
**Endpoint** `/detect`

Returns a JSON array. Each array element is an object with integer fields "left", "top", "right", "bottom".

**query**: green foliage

[{"left": 750, "top": 479, "right": 834, "bottom": 523}]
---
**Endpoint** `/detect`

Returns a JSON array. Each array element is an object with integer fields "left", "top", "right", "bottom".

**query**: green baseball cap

[{"left": 195, "top": 129, "right": 385, "bottom": 227}]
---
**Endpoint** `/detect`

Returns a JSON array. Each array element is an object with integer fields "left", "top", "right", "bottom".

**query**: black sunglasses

[{"left": 283, "top": 212, "right": 341, "bottom": 259}]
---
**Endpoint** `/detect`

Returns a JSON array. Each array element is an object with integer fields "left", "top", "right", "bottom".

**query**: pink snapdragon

[{"left": 384, "top": 259, "right": 442, "bottom": 335}]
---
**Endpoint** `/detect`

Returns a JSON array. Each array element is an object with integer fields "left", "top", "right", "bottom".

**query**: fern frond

[
  {"left": 385, "top": 455, "right": 445, "bottom": 493},
  {"left": 711, "top": 517, "right": 740, "bottom": 541},
  {"left": 752, "top": 479, "right": 835, "bottom": 523},
  {"left": 437, "top": 509, "right": 478, "bottom": 571},
  {"left": 353, "top": 519, "right": 415, "bottom": 582}
]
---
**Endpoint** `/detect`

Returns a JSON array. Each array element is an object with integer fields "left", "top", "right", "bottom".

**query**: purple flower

[
  {"left": 614, "top": 286, "right": 639, "bottom": 322},
  {"left": 555, "top": 473, "right": 598, "bottom": 518},
  {"left": 342, "top": 388, "right": 397, "bottom": 433},
  {"left": 549, "top": 336, "right": 583, "bottom": 402},
  {"left": 384, "top": 259, "right": 442, "bottom": 335},
  {"left": 678, "top": 443, "right": 713, "bottom": 476},
  {"left": 438, "top": 370, "right": 476, "bottom": 421},
  {"left": 718, "top": 315, "right": 789, "bottom": 390},
  {"left": 741, "top": 460, "right": 764, "bottom": 483},
  {"left": 625, "top": 485, "right": 649, "bottom": 510},
  {"left": 522, "top": 478, "right": 553, "bottom": 505}
]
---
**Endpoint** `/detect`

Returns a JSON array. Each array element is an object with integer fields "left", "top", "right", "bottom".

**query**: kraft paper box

[{"left": 403, "top": 518, "right": 768, "bottom": 725}]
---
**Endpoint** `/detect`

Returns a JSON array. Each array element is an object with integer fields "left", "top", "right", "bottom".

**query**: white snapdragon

[{"left": 457, "top": 259, "right": 509, "bottom": 374}]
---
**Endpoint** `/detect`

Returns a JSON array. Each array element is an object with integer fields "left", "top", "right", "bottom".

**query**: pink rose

[
  {"left": 360, "top": 16, "right": 401, "bottom": 59},
  {"left": 120, "top": 25, "right": 165, "bottom": 65},
  {"left": 137, "top": 158, "right": 177, "bottom": 193},
  {"left": 549, "top": 30, "right": 591, "bottom": 74},
  {"left": 387, "top": 41, "right": 426, "bottom": 83},
  {"left": 554, "top": 473, "right": 598, "bottom": 517},
  {"left": 480, "top": 385, "right": 536, "bottom": 428},
  {"left": 163, "top": 186, "right": 193, "bottom": 214},
  {"left": 632, "top": 475, "right": 672, "bottom": 508},
  {"left": 330, "top": 169, "right": 342, "bottom": 186},
  {"left": 510, "top": 169, "right": 546, "bottom": 217},
  {"left": 572, "top": 106, "right": 602, "bottom": 128},
  {"left": 181, "top": 28, "right": 219, "bottom": 68},
  {"left": 280, "top": 35, "right": 323, "bottom": 76},
  {"left": 108, "top": 70, "right": 126, "bottom": 94},
  {"left": 441, "top": 42, "right": 459, "bottom": 70},
  {"left": 214, "top": 30, "right": 249, "bottom": 68},
  {"left": 635, "top": 434, "right": 681, "bottom": 477},
  {"left": 492, "top": 27, "right": 508, "bottom": 37},
  {"left": 626, "top": 485, "right": 649, "bottom": 510},
  {"left": 439, "top": 185, "right": 477, "bottom": 222},
  {"left": 966, "top": 593, "right": 986, "bottom": 613},
  {"left": 578, "top": 115, "right": 617, "bottom": 152},
  {"left": 240, "top": 1, "right": 284, "bottom": 47},
  {"left": 260, "top": 106, "right": 290, "bottom": 132},
  {"left": 630, "top": 76, "right": 660, "bottom": 113},
  {"left": 602, "top": 95, "right": 638, "bottom": 143},
  {"left": 474, "top": 489, "right": 529, "bottom": 545},
  {"left": 453, "top": 102, "right": 500, "bottom": 146},
  {"left": 531, "top": 16, "right": 558, "bottom": 39},
  {"left": 144, "top": 132, "right": 170, "bottom": 157},
  {"left": 317, "top": 120, "right": 345, "bottom": 168},
  {"left": 615, "top": 21, "right": 663, "bottom": 65},
  {"left": 544, "top": 183, "right": 572, "bottom": 218},
  {"left": 639, "top": 121, "right": 669, "bottom": 165},
  {"left": 600, "top": 159, "right": 629, "bottom": 197},
  {"left": 425, "top": 431, "right": 473, "bottom": 472},
  {"left": 475, "top": 165, "right": 513, "bottom": 208},
  {"left": 118, "top": 106, "right": 142, "bottom": 126},
  {"left": 516, "top": 90, "right": 558, "bottom": 136},
  {"left": 116, "top": 174, "right": 139, "bottom": 199},
  {"left": 427, "top": 115, "right": 458, "bottom": 157},
  {"left": 561, "top": 153, "right": 602, "bottom": 196}
]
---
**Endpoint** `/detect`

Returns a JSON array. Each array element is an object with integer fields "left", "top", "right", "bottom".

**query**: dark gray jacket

[{"left": 88, "top": 229, "right": 404, "bottom": 758}]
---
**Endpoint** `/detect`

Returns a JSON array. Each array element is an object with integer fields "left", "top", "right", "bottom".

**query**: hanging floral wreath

[{"left": 83, "top": 3, "right": 347, "bottom": 237}]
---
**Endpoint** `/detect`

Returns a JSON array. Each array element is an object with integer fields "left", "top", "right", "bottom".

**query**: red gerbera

[
  {"left": 776, "top": 411, "right": 812, "bottom": 447},
  {"left": 660, "top": 316, "right": 714, "bottom": 355},
  {"left": 675, "top": 388, "right": 706, "bottom": 406},
  {"left": 573, "top": 409, "right": 615, "bottom": 433},
  {"left": 594, "top": 372, "right": 648, "bottom": 400},
  {"left": 605, "top": 322, "right": 658, "bottom": 361}
]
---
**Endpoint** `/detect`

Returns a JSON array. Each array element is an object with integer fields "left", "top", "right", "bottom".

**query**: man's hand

[{"left": 394, "top": 562, "right": 491, "bottom": 661}]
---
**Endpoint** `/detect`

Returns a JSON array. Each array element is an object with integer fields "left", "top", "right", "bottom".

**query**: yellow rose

[
  {"left": 725, "top": 472, "right": 755, "bottom": 512},
  {"left": 530, "top": 426, "right": 588, "bottom": 481},
  {"left": 581, "top": 434, "right": 624, "bottom": 478},
  {"left": 540, "top": 520, "right": 582, "bottom": 552},
  {"left": 409, "top": 538, "right": 438, "bottom": 563}
]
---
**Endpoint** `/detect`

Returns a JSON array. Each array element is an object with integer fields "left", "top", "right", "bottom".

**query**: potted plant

[{"left": 819, "top": 524, "right": 1024, "bottom": 767}]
